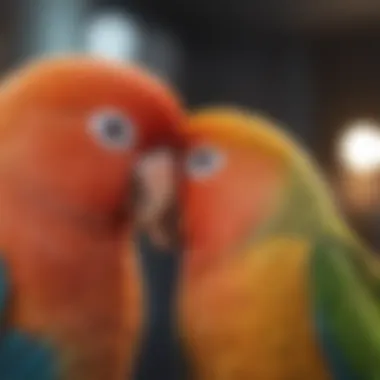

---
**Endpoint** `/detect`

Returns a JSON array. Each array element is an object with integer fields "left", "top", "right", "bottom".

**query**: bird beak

[{"left": 133, "top": 148, "right": 181, "bottom": 249}]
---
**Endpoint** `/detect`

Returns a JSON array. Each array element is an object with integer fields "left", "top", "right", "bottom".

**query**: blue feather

[{"left": 315, "top": 311, "right": 359, "bottom": 380}]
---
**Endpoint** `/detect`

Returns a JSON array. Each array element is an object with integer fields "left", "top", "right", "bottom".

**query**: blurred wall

[
  {"left": 314, "top": 35, "right": 380, "bottom": 247},
  {"left": 13, "top": 0, "right": 183, "bottom": 87},
  {"left": 179, "top": 39, "right": 317, "bottom": 148},
  {"left": 316, "top": 35, "right": 380, "bottom": 168},
  {"left": 0, "top": 0, "right": 21, "bottom": 71},
  {"left": 138, "top": 29, "right": 183, "bottom": 84},
  {"left": 17, "top": 0, "right": 90, "bottom": 59}
]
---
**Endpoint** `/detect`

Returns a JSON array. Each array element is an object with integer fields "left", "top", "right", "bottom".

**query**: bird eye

[
  {"left": 186, "top": 146, "right": 225, "bottom": 179},
  {"left": 89, "top": 109, "right": 136, "bottom": 150}
]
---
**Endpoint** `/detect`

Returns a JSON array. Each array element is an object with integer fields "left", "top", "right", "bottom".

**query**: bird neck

[{"left": 0, "top": 181, "right": 132, "bottom": 338}]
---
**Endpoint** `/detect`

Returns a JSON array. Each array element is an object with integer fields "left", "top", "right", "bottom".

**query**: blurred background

[{"left": 1, "top": 0, "right": 380, "bottom": 248}]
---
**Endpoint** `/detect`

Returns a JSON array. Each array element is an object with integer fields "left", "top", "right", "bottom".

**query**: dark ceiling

[{"left": 96, "top": 0, "right": 380, "bottom": 44}]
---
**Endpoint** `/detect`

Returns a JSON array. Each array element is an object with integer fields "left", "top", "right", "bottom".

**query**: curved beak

[{"left": 133, "top": 148, "right": 181, "bottom": 250}]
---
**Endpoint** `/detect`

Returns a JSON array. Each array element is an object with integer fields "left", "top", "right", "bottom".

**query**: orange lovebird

[
  {"left": 0, "top": 57, "right": 184, "bottom": 380},
  {"left": 177, "top": 107, "right": 334, "bottom": 380}
]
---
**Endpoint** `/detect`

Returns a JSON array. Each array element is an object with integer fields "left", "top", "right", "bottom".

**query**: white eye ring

[
  {"left": 185, "top": 146, "right": 225, "bottom": 179},
  {"left": 88, "top": 109, "right": 136, "bottom": 150}
]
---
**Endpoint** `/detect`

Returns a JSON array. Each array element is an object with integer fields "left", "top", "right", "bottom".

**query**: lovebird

[
  {"left": 0, "top": 57, "right": 184, "bottom": 380},
  {"left": 177, "top": 107, "right": 379, "bottom": 380}
]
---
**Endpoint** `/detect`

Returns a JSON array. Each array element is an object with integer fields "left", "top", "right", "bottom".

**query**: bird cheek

[
  {"left": 122, "top": 154, "right": 137, "bottom": 210},
  {"left": 96, "top": 153, "right": 136, "bottom": 216}
]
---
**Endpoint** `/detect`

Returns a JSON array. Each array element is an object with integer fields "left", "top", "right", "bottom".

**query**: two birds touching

[{"left": 0, "top": 56, "right": 376, "bottom": 380}]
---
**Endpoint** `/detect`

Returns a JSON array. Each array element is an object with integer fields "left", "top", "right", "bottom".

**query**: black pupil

[
  {"left": 192, "top": 150, "right": 214, "bottom": 168},
  {"left": 105, "top": 117, "right": 125, "bottom": 140}
]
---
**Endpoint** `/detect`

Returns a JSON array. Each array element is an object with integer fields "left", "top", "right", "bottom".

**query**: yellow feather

[{"left": 179, "top": 236, "right": 332, "bottom": 380}]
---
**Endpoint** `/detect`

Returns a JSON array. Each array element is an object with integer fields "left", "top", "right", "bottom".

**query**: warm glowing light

[
  {"left": 84, "top": 11, "right": 142, "bottom": 61},
  {"left": 338, "top": 120, "right": 380, "bottom": 173}
]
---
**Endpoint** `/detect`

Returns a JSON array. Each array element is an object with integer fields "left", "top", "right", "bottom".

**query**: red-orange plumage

[{"left": 0, "top": 57, "right": 185, "bottom": 380}]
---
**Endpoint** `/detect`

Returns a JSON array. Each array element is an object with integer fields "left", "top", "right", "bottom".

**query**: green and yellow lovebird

[{"left": 176, "top": 107, "right": 378, "bottom": 380}]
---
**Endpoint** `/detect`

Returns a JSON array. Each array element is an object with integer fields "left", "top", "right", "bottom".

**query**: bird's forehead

[
  {"left": 1, "top": 59, "right": 163, "bottom": 106},
  {"left": 0, "top": 58, "right": 186, "bottom": 150},
  {"left": 184, "top": 116, "right": 295, "bottom": 163},
  {"left": 6, "top": 72, "right": 137, "bottom": 106}
]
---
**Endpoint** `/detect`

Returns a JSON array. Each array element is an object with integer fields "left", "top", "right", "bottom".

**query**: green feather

[{"left": 311, "top": 235, "right": 380, "bottom": 379}]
